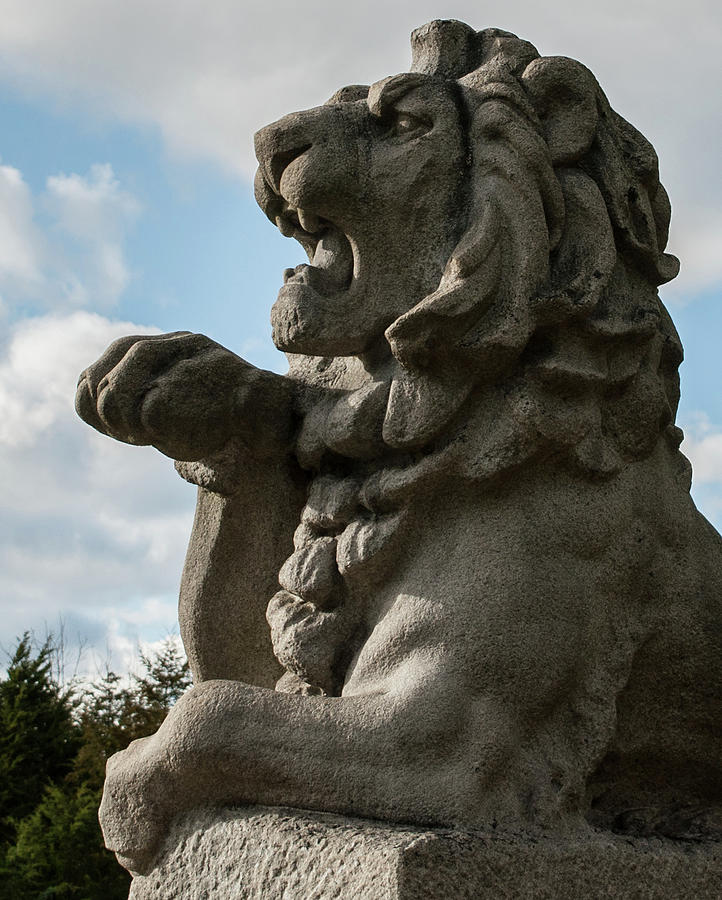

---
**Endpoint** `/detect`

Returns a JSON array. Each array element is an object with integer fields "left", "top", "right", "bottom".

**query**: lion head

[{"left": 254, "top": 19, "right": 684, "bottom": 482}]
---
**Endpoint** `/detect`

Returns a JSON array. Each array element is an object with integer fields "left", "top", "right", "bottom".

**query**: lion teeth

[{"left": 312, "top": 228, "right": 354, "bottom": 290}]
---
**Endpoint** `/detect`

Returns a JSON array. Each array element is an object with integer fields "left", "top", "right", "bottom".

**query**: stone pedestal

[{"left": 128, "top": 807, "right": 721, "bottom": 899}]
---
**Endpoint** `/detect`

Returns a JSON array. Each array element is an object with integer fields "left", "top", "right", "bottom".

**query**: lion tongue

[{"left": 311, "top": 229, "right": 354, "bottom": 291}]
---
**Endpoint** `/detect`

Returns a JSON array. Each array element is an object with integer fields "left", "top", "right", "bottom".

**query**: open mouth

[{"left": 256, "top": 172, "right": 355, "bottom": 297}]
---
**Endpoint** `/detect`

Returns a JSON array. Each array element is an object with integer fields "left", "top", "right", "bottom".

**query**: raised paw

[{"left": 75, "top": 331, "right": 271, "bottom": 461}]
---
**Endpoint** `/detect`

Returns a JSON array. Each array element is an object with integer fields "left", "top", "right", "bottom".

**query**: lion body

[
  {"left": 269, "top": 365, "right": 722, "bottom": 829},
  {"left": 83, "top": 21, "right": 721, "bottom": 871},
  {"left": 253, "top": 22, "right": 721, "bottom": 830}
]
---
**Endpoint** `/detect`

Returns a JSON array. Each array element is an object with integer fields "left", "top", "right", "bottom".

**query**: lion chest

[{"left": 342, "top": 591, "right": 467, "bottom": 697}]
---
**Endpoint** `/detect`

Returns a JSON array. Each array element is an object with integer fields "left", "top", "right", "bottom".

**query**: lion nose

[{"left": 254, "top": 109, "right": 325, "bottom": 195}]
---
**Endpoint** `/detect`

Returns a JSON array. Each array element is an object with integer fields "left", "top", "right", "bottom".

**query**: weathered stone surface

[
  {"left": 74, "top": 16, "right": 721, "bottom": 895},
  {"left": 129, "top": 807, "right": 722, "bottom": 900}
]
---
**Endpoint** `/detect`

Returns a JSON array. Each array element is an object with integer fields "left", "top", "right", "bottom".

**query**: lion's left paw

[{"left": 99, "top": 735, "right": 175, "bottom": 875}]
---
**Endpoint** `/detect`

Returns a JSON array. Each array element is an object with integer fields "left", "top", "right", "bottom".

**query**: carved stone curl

[{"left": 75, "top": 19, "right": 721, "bottom": 884}]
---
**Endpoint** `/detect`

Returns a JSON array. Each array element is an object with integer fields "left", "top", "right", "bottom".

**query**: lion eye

[
  {"left": 396, "top": 115, "right": 417, "bottom": 132},
  {"left": 388, "top": 112, "right": 430, "bottom": 139}
]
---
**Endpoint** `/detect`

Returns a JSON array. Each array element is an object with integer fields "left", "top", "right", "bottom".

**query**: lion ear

[{"left": 521, "top": 57, "right": 599, "bottom": 166}]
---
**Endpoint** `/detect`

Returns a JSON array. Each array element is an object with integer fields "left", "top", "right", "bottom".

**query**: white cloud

[
  {"left": 0, "top": 311, "right": 195, "bottom": 674},
  {"left": 0, "top": 162, "right": 42, "bottom": 284},
  {"left": 663, "top": 216, "right": 722, "bottom": 302},
  {"left": 678, "top": 411, "right": 722, "bottom": 534},
  {"left": 46, "top": 164, "right": 138, "bottom": 241},
  {"left": 0, "top": 161, "right": 138, "bottom": 315},
  {"left": 0, "top": 310, "right": 151, "bottom": 447},
  {"left": 45, "top": 163, "right": 140, "bottom": 307},
  {"left": 688, "top": 434, "right": 722, "bottom": 485},
  {"left": 681, "top": 412, "right": 722, "bottom": 485},
  {"left": 0, "top": 1, "right": 717, "bottom": 297},
  {"left": 0, "top": 0, "right": 720, "bottom": 675},
  {"left": 79, "top": 609, "right": 186, "bottom": 683}
]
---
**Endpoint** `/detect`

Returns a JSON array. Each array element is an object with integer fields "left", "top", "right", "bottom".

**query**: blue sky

[{"left": 0, "top": 0, "right": 720, "bottom": 676}]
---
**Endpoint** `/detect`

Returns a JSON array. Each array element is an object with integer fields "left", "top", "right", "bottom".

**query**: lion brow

[{"left": 367, "top": 73, "right": 436, "bottom": 118}]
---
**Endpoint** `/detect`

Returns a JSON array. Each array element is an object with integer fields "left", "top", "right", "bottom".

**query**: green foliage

[
  {"left": 0, "top": 633, "right": 192, "bottom": 898},
  {"left": 1, "top": 783, "right": 126, "bottom": 900},
  {"left": 0, "top": 634, "right": 79, "bottom": 842}
]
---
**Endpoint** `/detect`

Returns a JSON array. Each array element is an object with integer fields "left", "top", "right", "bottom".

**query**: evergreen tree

[
  {"left": 135, "top": 639, "right": 191, "bottom": 711},
  {"left": 0, "top": 633, "right": 192, "bottom": 899},
  {"left": 2, "top": 783, "right": 128, "bottom": 900},
  {"left": 72, "top": 642, "right": 191, "bottom": 790},
  {"left": 0, "top": 634, "right": 79, "bottom": 842}
]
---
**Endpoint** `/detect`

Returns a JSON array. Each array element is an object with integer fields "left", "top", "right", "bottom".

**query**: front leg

[
  {"left": 75, "top": 331, "right": 309, "bottom": 685},
  {"left": 99, "top": 677, "right": 509, "bottom": 875},
  {"left": 75, "top": 331, "right": 296, "bottom": 461}
]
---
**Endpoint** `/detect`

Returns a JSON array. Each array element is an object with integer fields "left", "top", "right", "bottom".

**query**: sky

[{"left": 0, "top": 0, "right": 720, "bottom": 678}]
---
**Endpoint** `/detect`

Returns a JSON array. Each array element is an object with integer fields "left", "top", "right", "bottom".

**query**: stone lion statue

[{"left": 75, "top": 19, "right": 721, "bottom": 875}]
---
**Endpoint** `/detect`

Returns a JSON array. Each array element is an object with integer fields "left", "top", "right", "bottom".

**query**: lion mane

[
  {"left": 346, "top": 21, "right": 685, "bottom": 486},
  {"left": 273, "top": 20, "right": 690, "bottom": 697}
]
